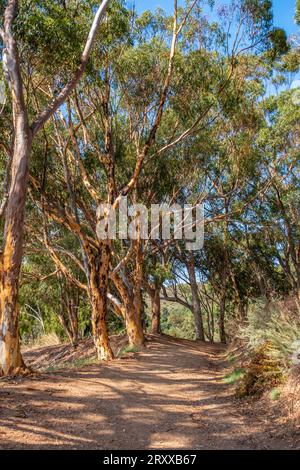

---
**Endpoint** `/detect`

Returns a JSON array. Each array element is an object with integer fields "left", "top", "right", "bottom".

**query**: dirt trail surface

[{"left": 0, "top": 336, "right": 297, "bottom": 449}]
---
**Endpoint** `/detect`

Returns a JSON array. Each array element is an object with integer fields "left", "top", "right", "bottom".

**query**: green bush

[
  {"left": 237, "top": 300, "right": 300, "bottom": 367},
  {"left": 229, "top": 300, "right": 300, "bottom": 398},
  {"left": 161, "top": 306, "right": 196, "bottom": 340}
]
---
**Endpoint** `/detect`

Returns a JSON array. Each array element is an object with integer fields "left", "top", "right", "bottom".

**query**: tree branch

[{"left": 31, "top": 0, "right": 111, "bottom": 136}]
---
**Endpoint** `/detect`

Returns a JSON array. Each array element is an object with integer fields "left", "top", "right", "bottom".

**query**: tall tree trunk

[
  {"left": 132, "top": 237, "right": 145, "bottom": 344},
  {"left": 151, "top": 283, "right": 161, "bottom": 335},
  {"left": 89, "top": 244, "right": 114, "bottom": 360},
  {"left": 0, "top": 0, "right": 111, "bottom": 375},
  {"left": 57, "top": 312, "right": 74, "bottom": 345},
  {"left": 0, "top": 0, "right": 174, "bottom": 372},
  {"left": 0, "top": 0, "right": 33, "bottom": 375},
  {"left": 210, "top": 304, "right": 215, "bottom": 342},
  {"left": 219, "top": 291, "right": 226, "bottom": 344},
  {"left": 69, "top": 297, "right": 79, "bottom": 347},
  {"left": 206, "top": 309, "right": 213, "bottom": 342},
  {"left": 112, "top": 272, "right": 144, "bottom": 347},
  {"left": 187, "top": 256, "right": 205, "bottom": 342},
  {"left": 0, "top": 117, "right": 32, "bottom": 375},
  {"left": 58, "top": 288, "right": 80, "bottom": 348},
  {"left": 125, "top": 301, "right": 144, "bottom": 348}
]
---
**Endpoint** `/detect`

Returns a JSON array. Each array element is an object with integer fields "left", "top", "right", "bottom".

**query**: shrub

[
  {"left": 161, "top": 306, "right": 196, "bottom": 340},
  {"left": 237, "top": 300, "right": 300, "bottom": 368},
  {"left": 235, "top": 343, "right": 284, "bottom": 398},
  {"left": 229, "top": 299, "right": 300, "bottom": 398}
]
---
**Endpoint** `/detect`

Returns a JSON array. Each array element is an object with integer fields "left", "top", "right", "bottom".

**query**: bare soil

[{"left": 0, "top": 335, "right": 299, "bottom": 450}]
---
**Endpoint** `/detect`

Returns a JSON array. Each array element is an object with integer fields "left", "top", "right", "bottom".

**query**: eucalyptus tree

[
  {"left": 26, "top": 1, "right": 192, "bottom": 356},
  {"left": 0, "top": 0, "right": 111, "bottom": 375},
  {"left": 247, "top": 89, "right": 300, "bottom": 300},
  {"left": 296, "top": 0, "right": 300, "bottom": 24}
]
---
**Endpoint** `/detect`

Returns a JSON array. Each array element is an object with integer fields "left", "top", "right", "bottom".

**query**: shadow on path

[{"left": 0, "top": 335, "right": 294, "bottom": 449}]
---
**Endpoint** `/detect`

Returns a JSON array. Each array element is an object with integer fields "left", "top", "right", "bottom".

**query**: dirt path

[{"left": 0, "top": 336, "right": 296, "bottom": 449}]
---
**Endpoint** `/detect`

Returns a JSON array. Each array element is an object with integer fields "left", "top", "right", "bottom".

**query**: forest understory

[{"left": 0, "top": 335, "right": 299, "bottom": 450}]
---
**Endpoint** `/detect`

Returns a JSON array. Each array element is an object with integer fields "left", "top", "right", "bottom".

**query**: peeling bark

[
  {"left": 89, "top": 244, "right": 114, "bottom": 360},
  {"left": 112, "top": 272, "right": 144, "bottom": 347},
  {"left": 58, "top": 285, "right": 80, "bottom": 347},
  {"left": 150, "top": 283, "right": 161, "bottom": 335},
  {"left": 0, "top": 0, "right": 111, "bottom": 375},
  {"left": 0, "top": 118, "right": 32, "bottom": 375}
]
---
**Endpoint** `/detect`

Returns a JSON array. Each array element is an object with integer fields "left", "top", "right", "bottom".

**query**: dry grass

[
  {"left": 235, "top": 343, "right": 284, "bottom": 398},
  {"left": 22, "top": 334, "right": 129, "bottom": 372},
  {"left": 22, "top": 332, "right": 61, "bottom": 352},
  {"left": 280, "top": 365, "right": 300, "bottom": 421}
]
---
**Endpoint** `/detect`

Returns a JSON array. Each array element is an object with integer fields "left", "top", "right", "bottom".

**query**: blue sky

[{"left": 134, "top": 0, "right": 299, "bottom": 36}]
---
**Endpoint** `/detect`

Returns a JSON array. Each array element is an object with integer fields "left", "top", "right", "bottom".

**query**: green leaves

[
  {"left": 241, "top": 0, "right": 273, "bottom": 30},
  {"left": 267, "top": 28, "right": 290, "bottom": 61},
  {"left": 296, "top": 0, "right": 300, "bottom": 25},
  {"left": 15, "top": 0, "right": 88, "bottom": 74}
]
